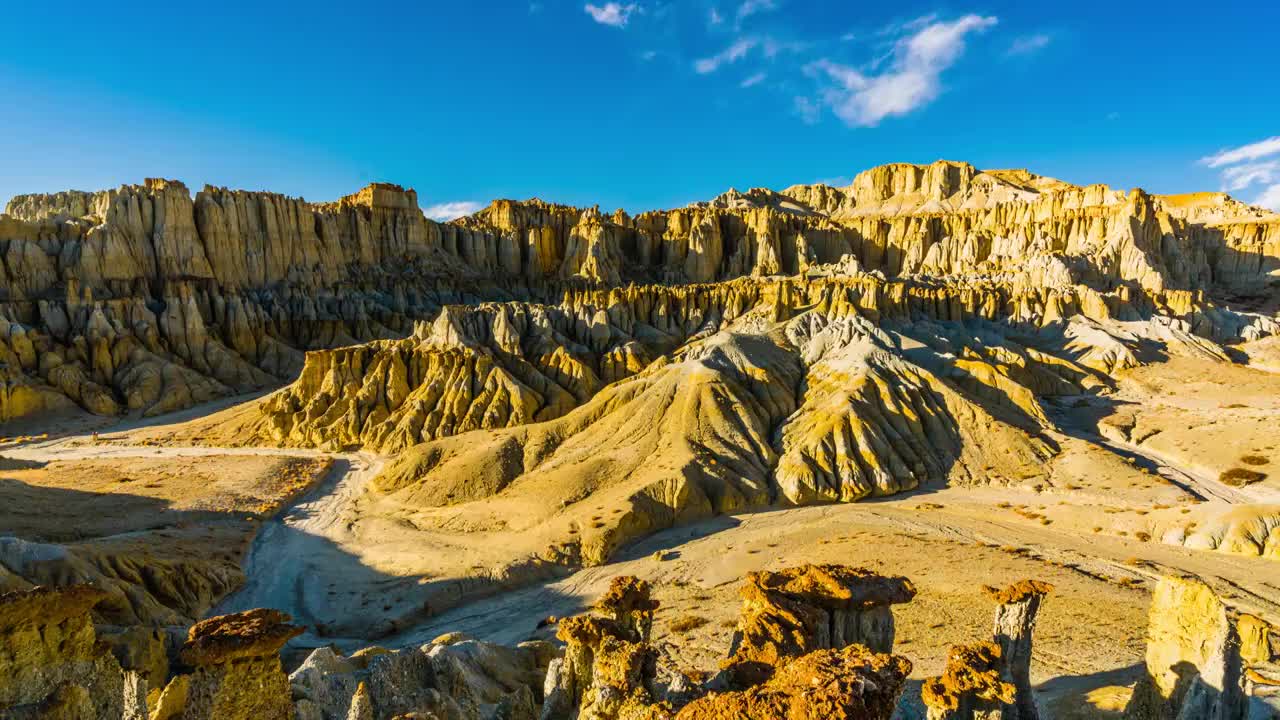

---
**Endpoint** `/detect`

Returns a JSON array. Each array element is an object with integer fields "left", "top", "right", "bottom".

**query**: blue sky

[{"left": 2, "top": 1, "right": 1278, "bottom": 216}]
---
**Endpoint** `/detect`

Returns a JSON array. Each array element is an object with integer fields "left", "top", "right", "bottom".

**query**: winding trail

[
  {"left": 2, "top": 432, "right": 385, "bottom": 645},
  {"left": 211, "top": 452, "right": 384, "bottom": 623}
]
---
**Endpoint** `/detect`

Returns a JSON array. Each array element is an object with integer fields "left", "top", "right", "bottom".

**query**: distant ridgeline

[{"left": 0, "top": 160, "right": 1276, "bottom": 420}]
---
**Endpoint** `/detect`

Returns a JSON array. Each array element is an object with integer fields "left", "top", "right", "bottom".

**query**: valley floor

[{"left": 1, "top": 345, "right": 1279, "bottom": 717}]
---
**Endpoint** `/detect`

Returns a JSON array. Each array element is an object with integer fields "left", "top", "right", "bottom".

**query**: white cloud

[
  {"left": 735, "top": 0, "right": 776, "bottom": 27},
  {"left": 424, "top": 201, "right": 483, "bottom": 222},
  {"left": 806, "top": 14, "right": 997, "bottom": 127},
  {"left": 695, "top": 37, "right": 758, "bottom": 73},
  {"left": 761, "top": 36, "right": 806, "bottom": 58},
  {"left": 740, "top": 72, "right": 767, "bottom": 88},
  {"left": 1255, "top": 184, "right": 1280, "bottom": 212},
  {"left": 1221, "top": 161, "right": 1279, "bottom": 192},
  {"left": 1198, "top": 135, "right": 1280, "bottom": 204},
  {"left": 640, "top": 50, "right": 658, "bottom": 61},
  {"left": 794, "top": 96, "right": 821, "bottom": 125},
  {"left": 1200, "top": 136, "right": 1280, "bottom": 168},
  {"left": 1006, "top": 33, "right": 1050, "bottom": 56},
  {"left": 584, "top": 3, "right": 638, "bottom": 27},
  {"left": 709, "top": 7, "right": 723, "bottom": 26}
]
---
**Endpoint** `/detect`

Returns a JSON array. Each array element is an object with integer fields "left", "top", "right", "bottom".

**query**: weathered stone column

[
  {"left": 176, "top": 608, "right": 304, "bottom": 720},
  {"left": 1124, "top": 574, "right": 1247, "bottom": 720},
  {"left": 986, "top": 580, "right": 1053, "bottom": 720},
  {"left": 592, "top": 575, "right": 659, "bottom": 643}
]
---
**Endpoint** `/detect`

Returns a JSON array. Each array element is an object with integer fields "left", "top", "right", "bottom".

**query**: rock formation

[
  {"left": 0, "top": 160, "right": 1275, "bottom": 426},
  {"left": 0, "top": 585, "right": 147, "bottom": 719},
  {"left": 539, "top": 566, "right": 917, "bottom": 720},
  {"left": 12, "top": 566, "right": 1280, "bottom": 720},
  {"left": 1124, "top": 575, "right": 1248, "bottom": 720},
  {"left": 986, "top": 581, "right": 1053, "bottom": 720},
  {"left": 921, "top": 642, "right": 1017, "bottom": 719},
  {"left": 289, "top": 633, "right": 555, "bottom": 720},
  {"left": 540, "top": 576, "right": 661, "bottom": 720},
  {"left": 917, "top": 580, "right": 1054, "bottom": 720},
  {"left": 674, "top": 644, "right": 912, "bottom": 720},
  {"left": 167, "top": 608, "right": 303, "bottom": 720},
  {"left": 719, "top": 564, "right": 915, "bottom": 688}
]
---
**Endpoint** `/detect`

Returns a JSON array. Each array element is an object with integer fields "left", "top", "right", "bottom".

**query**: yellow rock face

[
  {"left": 0, "top": 586, "right": 146, "bottom": 719},
  {"left": 0, "top": 159, "right": 1274, "bottom": 423}
]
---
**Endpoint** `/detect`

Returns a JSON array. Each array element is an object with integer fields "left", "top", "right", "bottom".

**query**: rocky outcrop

[
  {"left": 289, "top": 634, "right": 556, "bottom": 720},
  {"left": 918, "top": 579, "right": 1055, "bottom": 720},
  {"left": 720, "top": 565, "right": 916, "bottom": 689},
  {"left": 921, "top": 642, "right": 1017, "bottom": 719},
  {"left": 541, "top": 566, "right": 916, "bottom": 720},
  {"left": 1124, "top": 575, "right": 1248, "bottom": 720},
  {"left": 541, "top": 576, "right": 661, "bottom": 720},
  {"left": 0, "top": 585, "right": 146, "bottom": 719},
  {"left": 674, "top": 644, "right": 911, "bottom": 720},
  {"left": 221, "top": 302, "right": 625, "bottom": 453}
]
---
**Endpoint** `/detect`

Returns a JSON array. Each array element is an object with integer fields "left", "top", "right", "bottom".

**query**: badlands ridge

[{"left": 0, "top": 160, "right": 1278, "bottom": 718}]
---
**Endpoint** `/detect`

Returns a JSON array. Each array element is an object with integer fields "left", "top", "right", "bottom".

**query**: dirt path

[
  {"left": 212, "top": 453, "right": 385, "bottom": 635},
  {"left": 2, "top": 433, "right": 385, "bottom": 645}
]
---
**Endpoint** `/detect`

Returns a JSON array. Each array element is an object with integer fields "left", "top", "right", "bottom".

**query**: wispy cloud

[
  {"left": 709, "top": 7, "right": 724, "bottom": 26},
  {"left": 1221, "top": 161, "right": 1279, "bottom": 192},
  {"left": 805, "top": 14, "right": 997, "bottom": 127},
  {"left": 695, "top": 37, "right": 758, "bottom": 73},
  {"left": 794, "top": 96, "right": 821, "bottom": 125},
  {"left": 1006, "top": 33, "right": 1050, "bottom": 56},
  {"left": 735, "top": 0, "right": 776, "bottom": 28},
  {"left": 424, "top": 201, "right": 483, "bottom": 221},
  {"left": 584, "top": 3, "right": 639, "bottom": 27},
  {"left": 1198, "top": 135, "right": 1280, "bottom": 211},
  {"left": 761, "top": 36, "right": 806, "bottom": 58},
  {"left": 740, "top": 72, "right": 767, "bottom": 88},
  {"left": 1200, "top": 136, "right": 1280, "bottom": 168},
  {"left": 1255, "top": 183, "right": 1280, "bottom": 212}
]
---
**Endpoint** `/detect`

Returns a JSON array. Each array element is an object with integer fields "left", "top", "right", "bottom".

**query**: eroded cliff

[{"left": 1, "top": 161, "right": 1276, "bottom": 424}]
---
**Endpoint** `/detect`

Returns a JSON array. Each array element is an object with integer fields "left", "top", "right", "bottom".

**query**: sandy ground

[{"left": 0, "top": 452, "right": 332, "bottom": 540}]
